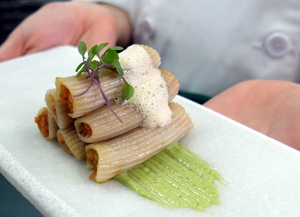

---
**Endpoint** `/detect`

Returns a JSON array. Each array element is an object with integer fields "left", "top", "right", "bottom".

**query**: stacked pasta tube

[{"left": 35, "top": 45, "right": 194, "bottom": 183}]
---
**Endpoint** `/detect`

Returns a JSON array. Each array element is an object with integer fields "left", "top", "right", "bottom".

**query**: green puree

[{"left": 114, "top": 142, "right": 221, "bottom": 211}]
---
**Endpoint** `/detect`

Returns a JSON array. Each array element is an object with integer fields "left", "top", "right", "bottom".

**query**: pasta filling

[
  {"left": 79, "top": 122, "right": 92, "bottom": 137},
  {"left": 59, "top": 85, "right": 74, "bottom": 113},
  {"left": 34, "top": 108, "right": 49, "bottom": 137}
]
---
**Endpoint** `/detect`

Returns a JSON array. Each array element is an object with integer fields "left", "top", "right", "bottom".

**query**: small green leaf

[
  {"left": 108, "top": 46, "right": 123, "bottom": 51},
  {"left": 110, "top": 49, "right": 119, "bottom": 60},
  {"left": 95, "top": 43, "right": 109, "bottom": 55},
  {"left": 78, "top": 41, "right": 87, "bottom": 56},
  {"left": 124, "top": 81, "right": 134, "bottom": 100},
  {"left": 88, "top": 45, "right": 98, "bottom": 60},
  {"left": 76, "top": 67, "right": 86, "bottom": 77},
  {"left": 88, "top": 53, "right": 95, "bottom": 61},
  {"left": 75, "top": 41, "right": 132, "bottom": 122},
  {"left": 88, "top": 60, "right": 99, "bottom": 70},
  {"left": 102, "top": 49, "right": 117, "bottom": 64},
  {"left": 76, "top": 71, "right": 82, "bottom": 77},
  {"left": 75, "top": 61, "right": 85, "bottom": 72},
  {"left": 113, "top": 59, "right": 124, "bottom": 76}
]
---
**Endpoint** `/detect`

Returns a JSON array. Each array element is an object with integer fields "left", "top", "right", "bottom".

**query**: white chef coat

[{"left": 95, "top": 0, "right": 300, "bottom": 97}]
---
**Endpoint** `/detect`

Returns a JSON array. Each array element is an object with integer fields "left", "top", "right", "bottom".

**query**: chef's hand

[
  {"left": 204, "top": 80, "right": 300, "bottom": 151},
  {"left": 0, "top": 1, "right": 131, "bottom": 62}
]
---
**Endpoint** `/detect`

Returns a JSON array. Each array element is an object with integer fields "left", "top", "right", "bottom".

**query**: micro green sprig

[{"left": 75, "top": 41, "right": 134, "bottom": 122}]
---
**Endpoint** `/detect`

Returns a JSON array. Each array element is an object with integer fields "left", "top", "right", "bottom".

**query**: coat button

[
  {"left": 263, "top": 32, "right": 292, "bottom": 58},
  {"left": 139, "top": 16, "right": 156, "bottom": 39}
]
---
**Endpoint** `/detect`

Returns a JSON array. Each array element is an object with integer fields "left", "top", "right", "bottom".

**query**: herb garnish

[{"left": 75, "top": 41, "right": 134, "bottom": 122}]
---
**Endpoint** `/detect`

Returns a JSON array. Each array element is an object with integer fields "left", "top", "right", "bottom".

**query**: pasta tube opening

[
  {"left": 79, "top": 122, "right": 92, "bottom": 137},
  {"left": 35, "top": 107, "right": 58, "bottom": 140},
  {"left": 34, "top": 107, "right": 49, "bottom": 137},
  {"left": 59, "top": 85, "right": 73, "bottom": 113}
]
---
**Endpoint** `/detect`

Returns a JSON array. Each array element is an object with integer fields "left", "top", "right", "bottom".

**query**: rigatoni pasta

[
  {"left": 160, "top": 69, "right": 180, "bottom": 102},
  {"left": 85, "top": 102, "right": 194, "bottom": 183},
  {"left": 45, "top": 88, "right": 74, "bottom": 129},
  {"left": 74, "top": 69, "right": 180, "bottom": 143},
  {"left": 35, "top": 43, "right": 195, "bottom": 191},
  {"left": 75, "top": 102, "right": 143, "bottom": 143},
  {"left": 57, "top": 126, "right": 87, "bottom": 160},
  {"left": 34, "top": 107, "right": 58, "bottom": 140},
  {"left": 55, "top": 73, "right": 123, "bottom": 118},
  {"left": 32, "top": 43, "right": 225, "bottom": 212},
  {"left": 140, "top": 45, "right": 161, "bottom": 68}
]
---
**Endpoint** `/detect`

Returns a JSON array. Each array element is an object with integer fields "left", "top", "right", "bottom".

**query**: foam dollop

[{"left": 119, "top": 45, "right": 172, "bottom": 127}]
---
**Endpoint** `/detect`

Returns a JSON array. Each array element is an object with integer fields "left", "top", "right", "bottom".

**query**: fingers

[
  {"left": 204, "top": 80, "right": 300, "bottom": 150},
  {"left": 0, "top": 1, "right": 128, "bottom": 62},
  {"left": 0, "top": 29, "right": 25, "bottom": 62},
  {"left": 79, "top": 18, "right": 119, "bottom": 50}
]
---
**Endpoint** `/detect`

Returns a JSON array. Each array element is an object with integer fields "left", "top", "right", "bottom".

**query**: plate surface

[{"left": 1, "top": 46, "right": 300, "bottom": 217}]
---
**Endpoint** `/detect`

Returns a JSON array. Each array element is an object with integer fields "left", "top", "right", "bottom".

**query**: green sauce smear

[{"left": 114, "top": 142, "right": 221, "bottom": 211}]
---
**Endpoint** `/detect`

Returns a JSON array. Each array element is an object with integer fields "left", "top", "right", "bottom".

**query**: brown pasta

[
  {"left": 45, "top": 88, "right": 74, "bottom": 129},
  {"left": 85, "top": 102, "right": 194, "bottom": 183},
  {"left": 55, "top": 73, "right": 123, "bottom": 118},
  {"left": 74, "top": 69, "right": 180, "bottom": 143},
  {"left": 57, "top": 126, "right": 87, "bottom": 160}
]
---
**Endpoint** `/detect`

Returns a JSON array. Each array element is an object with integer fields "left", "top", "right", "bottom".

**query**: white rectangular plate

[{"left": 1, "top": 46, "right": 300, "bottom": 217}]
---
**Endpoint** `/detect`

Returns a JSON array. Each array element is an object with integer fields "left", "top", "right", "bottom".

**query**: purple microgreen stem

[
  {"left": 73, "top": 80, "right": 93, "bottom": 97},
  {"left": 74, "top": 41, "right": 133, "bottom": 123},
  {"left": 97, "top": 75, "right": 124, "bottom": 123}
]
